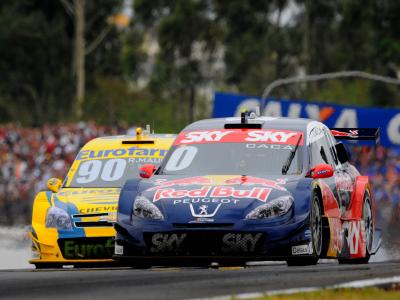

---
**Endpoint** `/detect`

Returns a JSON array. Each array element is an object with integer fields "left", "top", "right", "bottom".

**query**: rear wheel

[
  {"left": 339, "top": 191, "right": 373, "bottom": 264},
  {"left": 287, "top": 194, "right": 322, "bottom": 266}
]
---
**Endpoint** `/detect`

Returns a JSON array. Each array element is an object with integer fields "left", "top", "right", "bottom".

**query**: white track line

[
  {"left": 331, "top": 275, "right": 400, "bottom": 289},
  {"left": 191, "top": 275, "right": 400, "bottom": 300}
]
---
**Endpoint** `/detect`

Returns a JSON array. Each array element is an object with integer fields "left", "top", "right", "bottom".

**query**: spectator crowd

[
  {"left": 0, "top": 123, "right": 399, "bottom": 246},
  {"left": 352, "top": 146, "right": 400, "bottom": 247},
  {"left": 0, "top": 122, "right": 125, "bottom": 224}
]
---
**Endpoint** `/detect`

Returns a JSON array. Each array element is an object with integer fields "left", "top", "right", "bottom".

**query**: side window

[
  {"left": 324, "top": 128, "right": 339, "bottom": 166},
  {"left": 309, "top": 127, "right": 335, "bottom": 167}
]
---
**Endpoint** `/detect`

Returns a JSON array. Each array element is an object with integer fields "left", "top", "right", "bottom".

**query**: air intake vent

[
  {"left": 75, "top": 221, "right": 113, "bottom": 228},
  {"left": 224, "top": 123, "right": 262, "bottom": 129},
  {"left": 173, "top": 223, "right": 234, "bottom": 229},
  {"left": 72, "top": 213, "right": 108, "bottom": 218},
  {"left": 122, "top": 140, "right": 154, "bottom": 144}
]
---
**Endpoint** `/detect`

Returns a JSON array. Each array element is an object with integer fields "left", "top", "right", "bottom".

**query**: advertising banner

[{"left": 213, "top": 91, "right": 400, "bottom": 147}]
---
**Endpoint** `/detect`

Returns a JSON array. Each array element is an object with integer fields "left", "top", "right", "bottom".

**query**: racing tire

[
  {"left": 338, "top": 190, "right": 373, "bottom": 265},
  {"left": 286, "top": 193, "right": 322, "bottom": 266}
]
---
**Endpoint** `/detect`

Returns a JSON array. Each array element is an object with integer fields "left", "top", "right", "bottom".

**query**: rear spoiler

[{"left": 330, "top": 128, "right": 380, "bottom": 144}]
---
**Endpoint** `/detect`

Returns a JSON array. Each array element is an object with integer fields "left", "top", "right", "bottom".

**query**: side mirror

[
  {"left": 335, "top": 142, "right": 349, "bottom": 164},
  {"left": 309, "top": 164, "right": 334, "bottom": 179},
  {"left": 139, "top": 164, "right": 157, "bottom": 178},
  {"left": 47, "top": 178, "right": 62, "bottom": 193}
]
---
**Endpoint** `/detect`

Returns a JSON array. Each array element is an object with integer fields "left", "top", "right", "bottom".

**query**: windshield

[
  {"left": 67, "top": 157, "right": 163, "bottom": 188},
  {"left": 158, "top": 143, "right": 303, "bottom": 176}
]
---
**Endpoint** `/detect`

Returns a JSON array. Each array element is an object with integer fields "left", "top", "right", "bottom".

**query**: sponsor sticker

[
  {"left": 150, "top": 176, "right": 213, "bottom": 190},
  {"left": 189, "top": 203, "right": 221, "bottom": 218},
  {"left": 331, "top": 129, "right": 359, "bottom": 138},
  {"left": 343, "top": 220, "right": 364, "bottom": 256},
  {"left": 174, "top": 130, "right": 303, "bottom": 145},
  {"left": 173, "top": 198, "right": 239, "bottom": 205},
  {"left": 222, "top": 233, "right": 263, "bottom": 253},
  {"left": 147, "top": 232, "right": 263, "bottom": 254},
  {"left": 76, "top": 147, "right": 167, "bottom": 160},
  {"left": 79, "top": 205, "right": 118, "bottom": 214},
  {"left": 189, "top": 218, "right": 215, "bottom": 223},
  {"left": 114, "top": 244, "right": 124, "bottom": 255},
  {"left": 150, "top": 233, "right": 187, "bottom": 253},
  {"left": 335, "top": 173, "right": 354, "bottom": 192},
  {"left": 61, "top": 238, "right": 114, "bottom": 259},
  {"left": 153, "top": 186, "right": 271, "bottom": 202},
  {"left": 292, "top": 243, "right": 313, "bottom": 255},
  {"left": 149, "top": 176, "right": 287, "bottom": 191},
  {"left": 246, "top": 144, "right": 293, "bottom": 150},
  {"left": 58, "top": 188, "right": 119, "bottom": 196}
]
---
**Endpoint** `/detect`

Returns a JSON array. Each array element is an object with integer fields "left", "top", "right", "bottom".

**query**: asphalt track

[{"left": 1, "top": 261, "right": 400, "bottom": 299}]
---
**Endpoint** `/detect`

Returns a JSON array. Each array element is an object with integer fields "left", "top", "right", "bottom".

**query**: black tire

[
  {"left": 286, "top": 193, "right": 322, "bottom": 266},
  {"left": 338, "top": 191, "right": 373, "bottom": 264}
]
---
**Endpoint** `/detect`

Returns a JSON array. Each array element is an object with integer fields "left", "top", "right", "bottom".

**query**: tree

[
  {"left": 0, "top": 0, "right": 74, "bottom": 124},
  {"left": 134, "top": 0, "right": 223, "bottom": 123},
  {"left": 213, "top": 0, "right": 302, "bottom": 96},
  {"left": 59, "top": 0, "right": 124, "bottom": 119}
]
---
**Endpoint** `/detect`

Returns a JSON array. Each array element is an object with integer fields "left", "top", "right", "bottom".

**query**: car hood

[
  {"left": 55, "top": 188, "right": 119, "bottom": 217},
  {"left": 139, "top": 175, "right": 299, "bottom": 223}
]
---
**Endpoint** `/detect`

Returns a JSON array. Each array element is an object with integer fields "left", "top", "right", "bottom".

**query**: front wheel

[
  {"left": 339, "top": 191, "right": 373, "bottom": 264},
  {"left": 287, "top": 193, "right": 322, "bottom": 266}
]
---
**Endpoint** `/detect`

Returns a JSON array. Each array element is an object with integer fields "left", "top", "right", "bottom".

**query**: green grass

[{"left": 253, "top": 287, "right": 400, "bottom": 300}]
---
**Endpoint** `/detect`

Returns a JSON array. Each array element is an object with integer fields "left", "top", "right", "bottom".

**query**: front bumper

[
  {"left": 113, "top": 214, "right": 314, "bottom": 264},
  {"left": 29, "top": 226, "right": 117, "bottom": 265}
]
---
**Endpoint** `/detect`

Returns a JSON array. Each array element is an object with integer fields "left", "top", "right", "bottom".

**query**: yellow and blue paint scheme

[{"left": 30, "top": 132, "right": 175, "bottom": 268}]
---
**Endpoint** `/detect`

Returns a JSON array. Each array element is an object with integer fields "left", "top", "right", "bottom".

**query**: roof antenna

[
  {"left": 249, "top": 106, "right": 259, "bottom": 119},
  {"left": 241, "top": 110, "right": 248, "bottom": 124},
  {"left": 136, "top": 127, "right": 142, "bottom": 137},
  {"left": 144, "top": 124, "right": 151, "bottom": 135}
]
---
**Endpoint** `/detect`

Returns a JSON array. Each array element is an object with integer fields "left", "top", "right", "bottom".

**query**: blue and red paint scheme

[{"left": 114, "top": 117, "right": 381, "bottom": 266}]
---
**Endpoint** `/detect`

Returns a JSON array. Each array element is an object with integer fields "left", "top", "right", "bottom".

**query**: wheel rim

[
  {"left": 363, "top": 195, "right": 373, "bottom": 254},
  {"left": 312, "top": 196, "right": 322, "bottom": 255}
]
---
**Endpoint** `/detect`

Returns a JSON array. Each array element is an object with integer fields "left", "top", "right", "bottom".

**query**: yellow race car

[{"left": 30, "top": 128, "right": 175, "bottom": 268}]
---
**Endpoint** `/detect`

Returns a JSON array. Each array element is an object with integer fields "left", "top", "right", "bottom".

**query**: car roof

[
  {"left": 81, "top": 134, "right": 176, "bottom": 151},
  {"left": 182, "top": 117, "right": 315, "bottom": 132}
]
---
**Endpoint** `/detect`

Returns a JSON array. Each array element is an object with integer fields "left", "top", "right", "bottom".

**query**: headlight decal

[
  {"left": 133, "top": 195, "right": 164, "bottom": 220},
  {"left": 245, "top": 196, "right": 294, "bottom": 219},
  {"left": 47, "top": 194, "right": 86, "bottom": 238},
  {"left": 46, "top": 206, "right": 73, "bottom": 230}
]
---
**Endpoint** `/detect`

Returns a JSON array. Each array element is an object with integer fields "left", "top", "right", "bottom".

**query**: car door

[
  {"left": 309, "top": 127, "right": 341, "bottom": 213},
  {"left": 323, "top": 128, "right": 355, "bottom": 214}
]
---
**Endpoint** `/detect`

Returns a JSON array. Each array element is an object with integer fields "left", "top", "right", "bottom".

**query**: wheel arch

[
  {"left": 118, "top": 178, "right": 142, "bottom": 215},
  {"left": 313, "top": 185, "right": 324, "bottom": 214},
  {"left": 31, "top": 191, "right": 53, "bottom": 226},
  {"left": 346, "top": 176, "right": 371, "bottom": 220}
]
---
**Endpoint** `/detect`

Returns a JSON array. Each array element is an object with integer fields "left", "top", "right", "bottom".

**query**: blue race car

[{"left": 114, "top": 115, "right": 381, "bottom": 267}]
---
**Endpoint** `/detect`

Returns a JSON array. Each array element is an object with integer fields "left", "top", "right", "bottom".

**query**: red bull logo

[
  {"left": 153, "top": 186, "right": 272, "bottom": 202},
  {"left": 150, "top": 176, "right": 286, "bottom": 191},
  {"left": 224, "top": 176, "right": 287, "bottom": 191},
  {"left": 150, "top": 177, "right": 213, "bottom": 190}
]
